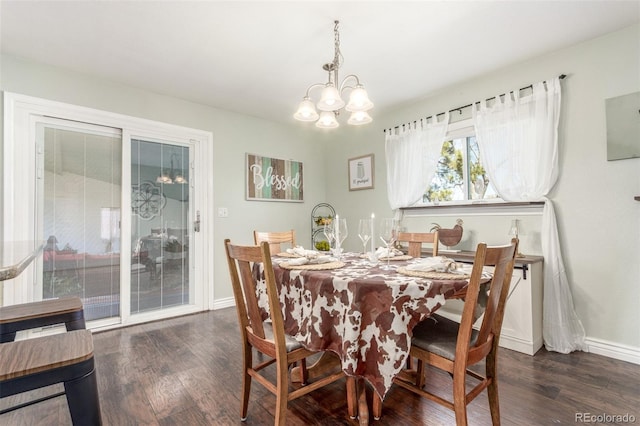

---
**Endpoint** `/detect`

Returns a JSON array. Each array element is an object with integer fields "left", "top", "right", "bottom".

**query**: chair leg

[
  {"left": 406, "top": 355, "right": 413, "bottom": 370},
  {"left": 274, "top": 357, "right": 289, "bottom": 426},
  {"left": 300, "top": 359, "right": 308, "bottom": 385},
  {"left": 487, "top": 378, "right": 501, "bottom": 426},
  {"left": 346, "top": 376, "right": 357, "bottom": 419},
  {"left": 486, "top": 353, "right": 501, "bottom": 425},
  {"left": 63, "top": 366, "right": 102, "bottom": 426},
  {"left": 416, "top": 359, "right": 426, "bottom": 388},
  {"left": 372, "top": 390, "right": 383, "bottom": 420},
  {"left": 241, "top": 346, "right": 252, "bottom": 421},
  {"left": 452, "top": 372, "right": 468, "bottom": 426}
]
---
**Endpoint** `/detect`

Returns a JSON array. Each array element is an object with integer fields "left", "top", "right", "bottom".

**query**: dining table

[{"left": 255, "top": 251, "right": 489, "bottom": 424}]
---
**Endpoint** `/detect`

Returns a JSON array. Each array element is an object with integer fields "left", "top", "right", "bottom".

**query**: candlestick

[
  {"left": 335, "top": 214, "right": 340, "bottom": 255},
  {"left": 370, "top": 213, "right": 375, "bottom": 254}
]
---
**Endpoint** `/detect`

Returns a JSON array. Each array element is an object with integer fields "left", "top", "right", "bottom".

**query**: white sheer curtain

[
  {"left": 385, "top": 113, "right": 449, "bottom": 210},
  {"left": 473, "top": 77, "right": 586, "bottom": 353}
]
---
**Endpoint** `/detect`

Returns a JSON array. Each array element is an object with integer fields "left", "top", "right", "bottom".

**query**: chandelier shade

[
  {"left": 156, "top": 153, "right": 188, "bottom": 185},
  {"left": 316, "top": 111, "right": 340, "bottom": 128},
  {"left": 347, "top": 110, "right": 373, "bottom": 125},
  {"left": 293, "top": 97, "right": 319, "bottom": 121},
  {"left": 294, "top": 20, "right": 373, "bottom": 128},
  {"left": 317, "top": 83, "right": 345, "bottom": 111},
  {"left": 345, "top": 85, "right": 373, "bottom": 112}
]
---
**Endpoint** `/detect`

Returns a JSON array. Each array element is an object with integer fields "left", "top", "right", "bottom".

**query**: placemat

[
  {"left": 278, "top": 261, "right": 345, "bottom": 270},
  {"left": 397, "top": 266, "right": 470, "bottom": 280}
]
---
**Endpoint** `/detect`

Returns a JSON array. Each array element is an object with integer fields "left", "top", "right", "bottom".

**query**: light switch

[{"left": 218, "top": 207, "right": 229, "bottom": 217}]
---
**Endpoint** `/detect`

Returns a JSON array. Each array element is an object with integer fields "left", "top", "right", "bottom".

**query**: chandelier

[
  {"left": 294, "top": 20, "right": 373, "bottom": 129},
  {"left": 156, "top": 153, "right": 188, "bottom": 185}
]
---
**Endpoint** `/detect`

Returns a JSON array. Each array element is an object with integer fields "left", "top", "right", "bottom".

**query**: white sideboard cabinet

[{"left": 434, "top": 251, "right": 544, "bottom": 355}]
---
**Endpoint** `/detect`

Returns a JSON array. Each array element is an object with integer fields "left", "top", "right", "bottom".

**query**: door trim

[{"left": 2, "top": 92, "right": 214, "bottom": 323}]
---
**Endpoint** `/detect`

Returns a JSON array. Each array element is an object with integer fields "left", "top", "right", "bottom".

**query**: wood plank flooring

[{"left": 1, "top": 307, "right": 638, "bottom": 425}]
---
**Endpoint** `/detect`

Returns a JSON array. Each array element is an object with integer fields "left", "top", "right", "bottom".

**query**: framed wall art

[
  {"left": 246, "top": 153, "right": 304, "bottom": 202},
  {"left": 348, "top": 154, "right": 374, "bottom": 191}
]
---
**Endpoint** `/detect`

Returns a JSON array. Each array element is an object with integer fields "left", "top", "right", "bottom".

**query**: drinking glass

[
  {"left": 333, "top": 218, "right": 348, "bottom": 260},
  {"left": 358, "top": 219, "right": 372, "bottom": 255},
  {"left": 379, "top": 218, "right": 398, "bottom": 270},
  {"left": 323, "top": 223, "right": 335, "bottom": 254}
]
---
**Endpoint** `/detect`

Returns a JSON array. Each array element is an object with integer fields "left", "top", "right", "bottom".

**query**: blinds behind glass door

[{"left": 37, "top": 120, "right": 122, "bottom": 321}]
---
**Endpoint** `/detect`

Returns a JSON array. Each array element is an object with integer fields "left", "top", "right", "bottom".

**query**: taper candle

[{"left": 370, "top": 213, "right": 375, "bottom": 254}]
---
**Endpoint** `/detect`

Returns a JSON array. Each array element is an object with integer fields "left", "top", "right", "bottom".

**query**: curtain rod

[{"left": 383, "top": 74, "right": 566, "bottom": 133}]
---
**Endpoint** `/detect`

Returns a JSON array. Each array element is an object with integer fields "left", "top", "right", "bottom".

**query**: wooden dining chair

[
  {"left": 396, "top": 231, "right": 439, "bottom": 257},
  {"left": 224, "top": 239, "right": 347, "bottom": 425},
  {"left": 385, "top": 238, "right": 518, "bottom": 425},
  {"left": 253, "top": 229, "right": 296, "bottom": 254}
]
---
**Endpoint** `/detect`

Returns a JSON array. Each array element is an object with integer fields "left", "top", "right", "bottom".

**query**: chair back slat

[
  {"left": 456, "top": 238, "right": 518, "bottom": 360},
  {"left": 254, "top": 230, "right": 296, "bottom": 254},
  {"left": 225, "top": 240, "right": 270, "bottom": 340},
  {"left": 225, "top": 239, "right": 289, "bottom": 351},
  {"left": 396, "top": 231, "right": 439, "bottom": 257},
  {"left": 239, "top": 257, "right": 267, "bottom": 340},
  {"left": 477, "top": 239, "right": 518, "bottom": 346}
]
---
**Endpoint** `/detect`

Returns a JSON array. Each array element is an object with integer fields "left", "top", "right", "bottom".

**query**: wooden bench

[
  {"left": 0, "top": 329, "right": 102, "bottom": 424},
  {"left": 0, "top": 297, "right": 85, "bottom": 343}
]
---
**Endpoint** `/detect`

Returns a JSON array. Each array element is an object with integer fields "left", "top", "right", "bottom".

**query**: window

[{"left": 422, "top": 135, "right": 499, "bottom": 204}]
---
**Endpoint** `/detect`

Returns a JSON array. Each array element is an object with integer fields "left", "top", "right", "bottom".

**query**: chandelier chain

[{"left": 333, "top": 20, "right": 343, "bottom": 70}]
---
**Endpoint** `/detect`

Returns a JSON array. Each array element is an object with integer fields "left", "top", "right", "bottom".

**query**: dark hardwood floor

[{"left": 2, "top": 307, "right": 638, "bottom": 425}]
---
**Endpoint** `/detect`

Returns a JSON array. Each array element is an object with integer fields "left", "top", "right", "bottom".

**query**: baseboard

[
  {"left": 499, "top": 334, "right": 542, "bottom": 356},
  {"left": 585, "top": 337, "right": 640, "bottom": 365},
  {"left": 212, "top": 296, "right": 235, "bottom": 310}
]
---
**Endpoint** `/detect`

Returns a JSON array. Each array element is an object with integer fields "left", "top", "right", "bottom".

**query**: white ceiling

[{"left": 1, "top": 1, "right": 639, "bottom": 125}]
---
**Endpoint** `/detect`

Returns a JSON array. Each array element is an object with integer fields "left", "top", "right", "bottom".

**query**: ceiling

[{"left": 1, "top": 1, "right": 639, "bottom": 126}]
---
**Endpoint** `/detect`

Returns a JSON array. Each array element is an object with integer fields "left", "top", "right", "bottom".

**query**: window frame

[{"left": 412, "top": 118, "right": 503, "bottom": 208}]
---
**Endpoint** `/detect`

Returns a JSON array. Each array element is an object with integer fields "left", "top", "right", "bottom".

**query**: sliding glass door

[
  {"left": 34, "top": 117, "right": 199, "bottom": 326},
  {"left": 38, "top": 120, "right": 123, "bottom": 321},
  {"left": 4, "top": 93, "right": 210, "bottom": 325},
  {"left": 130, "top": 139, "right": 192, "bottom": 315}
]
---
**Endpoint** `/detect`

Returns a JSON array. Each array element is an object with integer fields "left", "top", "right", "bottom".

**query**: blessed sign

[{"left": 246, "top": 153, "right": 304, "bottom": 202}]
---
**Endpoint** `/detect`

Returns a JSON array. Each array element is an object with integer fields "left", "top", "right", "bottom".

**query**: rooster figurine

[{"left": 430, "top": 219, "right": 464, "bottom": 248}]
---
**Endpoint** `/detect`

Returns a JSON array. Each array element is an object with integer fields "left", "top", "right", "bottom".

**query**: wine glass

[
  {"left": 323, "top": 223, "right": 335, "bottom": 254},
  {"left": 333, "top": 218, "right": 348, "bottom": 260},
  {"left": 379, "top": 218, "right": 398, "bottom": 270},
  {"left": 358, "top": 218, "right": 372, "bottom": 256}
]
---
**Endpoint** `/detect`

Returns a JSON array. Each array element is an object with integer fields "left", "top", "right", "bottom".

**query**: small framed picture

[{"left": 348, "top": 154, "right": 374, "bottom": 191}]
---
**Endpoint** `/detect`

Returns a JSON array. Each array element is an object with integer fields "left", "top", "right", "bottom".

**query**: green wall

[
  {"left": 2, "top": 23, "right": 638, "bottom": 355},
  {"left": 325, "top": 24, "right": 640, "bottom": 352},
  {"left": 0, "top": 54, "right": 328, "bottom": 303}
]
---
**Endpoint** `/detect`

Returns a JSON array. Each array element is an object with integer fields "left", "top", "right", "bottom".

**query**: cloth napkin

[
  {"left": 286, "top": 246, "right": 320, "bottom": 258},
  {"left": 375, "top": 246, "right": 404, "bottom": 259},
  {"left": 284, "top": 255, "right": 335, "bottom": 266},
  {"left": 285, "top": 257, "right": 310, "bottom": 266},
  {"left": 406, "top": 256, "right": 461, "bottom": 272}
]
